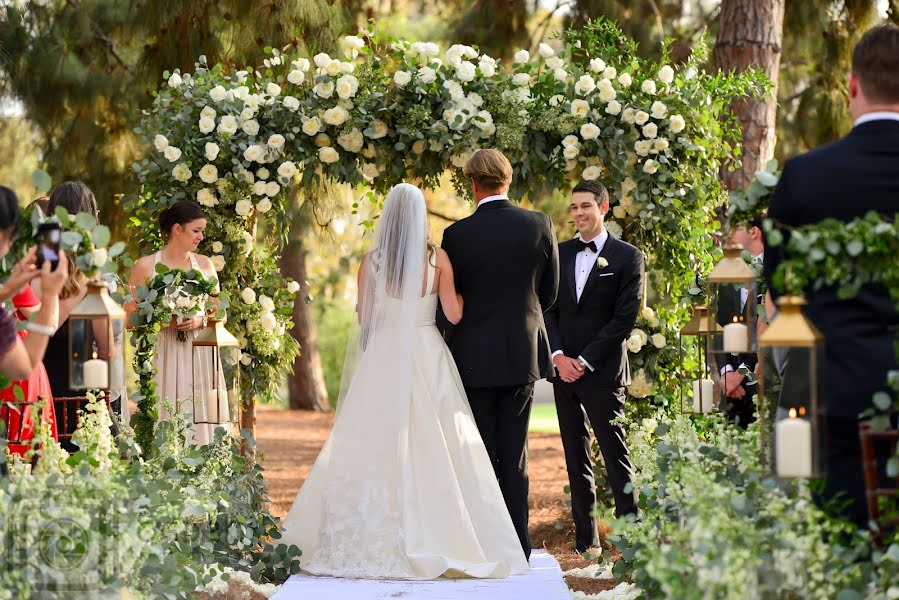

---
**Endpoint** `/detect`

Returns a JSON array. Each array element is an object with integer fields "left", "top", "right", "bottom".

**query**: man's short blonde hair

[{"left": 463, "top": 149, "right": 513, "bottom": 191}]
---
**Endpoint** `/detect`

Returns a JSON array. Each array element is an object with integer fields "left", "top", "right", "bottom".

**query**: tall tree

[{"left": 713, "top": 0, "right": 785, "bottom": 190}]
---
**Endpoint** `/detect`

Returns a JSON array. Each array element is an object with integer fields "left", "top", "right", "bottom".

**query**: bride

[{"left": 279, "top": 183, "right": 528, "bottom": 579}]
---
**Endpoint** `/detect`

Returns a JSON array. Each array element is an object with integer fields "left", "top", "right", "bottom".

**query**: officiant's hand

[{"left": 554, "top": 355, "right": 585, "bottom": 383}]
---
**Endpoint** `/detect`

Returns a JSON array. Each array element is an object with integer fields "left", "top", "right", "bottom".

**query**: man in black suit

[
  {"left": 439, "top": 149, "right": 559, "bottom": 558},
  {"left": 764, "top": 24, "right": 899, "bottom": 528},
  {"left": 544, "top": 180, "right": 644, "bottom": 553}
]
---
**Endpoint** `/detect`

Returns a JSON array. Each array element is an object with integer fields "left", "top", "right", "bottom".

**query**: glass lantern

[
  {"left": 707, "top": 244, "right": 759, "bottom": 355},
  {"left": 678, "top": 305, "right": 722, "bottom": 414},
  {"left": 191, "top": 319, "right": 239, "bottom": 425},
  {"left": 68, "top": 278, "right": 126, "bottom": 392},
  {"left": 759, "top": 295, "right": 826, "bottom": 478}
]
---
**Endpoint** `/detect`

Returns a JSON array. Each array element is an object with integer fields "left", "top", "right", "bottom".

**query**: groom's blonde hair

[{"left": 464, "top": 149, "right": 513, "bottom": 192}]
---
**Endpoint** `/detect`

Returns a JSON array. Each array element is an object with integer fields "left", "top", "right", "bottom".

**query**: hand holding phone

[{"left": 35, "top": 222, "right": 61, "bottom": 271}]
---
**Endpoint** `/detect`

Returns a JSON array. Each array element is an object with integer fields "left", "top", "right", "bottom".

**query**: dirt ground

[{"left": 256, "top": 405, "right": 618, "bottom": 595}]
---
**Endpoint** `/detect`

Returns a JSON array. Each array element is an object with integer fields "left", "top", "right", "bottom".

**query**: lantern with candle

[
  {"left": 678, "top": 305, "right": 722, "bottom": 414},
  {"left": 707, "top": 244, "right": 759, "bottom": 354},
  {"left": 191, "top": 318, "right": 239, "bottom": 425},
  {"left": 759, "top": 295, "right": 826, "bottom": 478},
  {"left": 68, "top": 278, "right": 126, "bottom": 392}
]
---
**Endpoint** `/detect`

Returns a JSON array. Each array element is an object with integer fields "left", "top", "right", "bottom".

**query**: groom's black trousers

[{"left": 464, "top": 384, "right": 533, "bottom": 559}]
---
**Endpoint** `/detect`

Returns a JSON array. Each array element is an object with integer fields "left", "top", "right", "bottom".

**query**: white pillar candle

[
  {"left": 82, "top": 357, "right": 109, "bottom": 389},
  {"left": 692, "top": 379, "right": 715, "bottom": 413},
  {"left": 205, "top": 389, "right": 228, "bottom": 424},
  {"left": 775, "top": 408, "right": 812, "bottom": 477},
  {"left": 722, "top": 319, "right": 749, "bottom": 353}
]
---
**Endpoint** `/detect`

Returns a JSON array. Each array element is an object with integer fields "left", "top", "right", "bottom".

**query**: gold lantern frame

[
  {"left": 707, "top": 244, "right": 759, "bottom": 355},
  {"left": 759, "top": 295, "right": 826, "bottom": 478},
  {"left": 191, "top": 318, "right": 240, "bottom": 426},
  {"left": 68, "top": 278, "right": 126, "bottom": 392},
  {"left": 678, "top": 305, "right": 723, "bottom": 414}
]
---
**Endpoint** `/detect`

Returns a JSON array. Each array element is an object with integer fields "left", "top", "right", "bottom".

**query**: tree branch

[{"left": 428, "top": 208, "right": 459, "bottom": 223}]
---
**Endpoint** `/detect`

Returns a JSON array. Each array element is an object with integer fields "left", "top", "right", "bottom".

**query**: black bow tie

[{"left": 575, "top": 239, "right": 598, "bottom": 253}]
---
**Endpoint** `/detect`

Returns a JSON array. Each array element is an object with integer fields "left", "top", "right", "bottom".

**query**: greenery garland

[{"left": 129, "top": 265, "right": 220, "bottom": 452}]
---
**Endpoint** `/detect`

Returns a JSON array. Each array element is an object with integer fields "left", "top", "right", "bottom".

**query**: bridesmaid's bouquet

[{"left": 133, "top": 265, "right": 219, "bottom": 341}]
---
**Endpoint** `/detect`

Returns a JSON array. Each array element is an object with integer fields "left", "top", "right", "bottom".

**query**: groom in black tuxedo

[
  {"left": 439, "top": 149, "right": 559, "bottom": 559},
  {"left": 764, "top": 24, "right": 899, "bottom": 528},
  {"left": 545, "top": 180, "right": 643, "bottom": 553}
]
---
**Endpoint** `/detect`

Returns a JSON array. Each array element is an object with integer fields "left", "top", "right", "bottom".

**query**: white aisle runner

[{"left": 273, "top": 550, "right": 571, "bottom": 600}]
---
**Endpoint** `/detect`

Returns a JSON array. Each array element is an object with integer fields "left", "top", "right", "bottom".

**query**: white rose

[
  {"left": 199, "top": 164, "right": 218, "bottom": 184},
  {"left": 570, "top": 99, "right": 590, "bottom": 118},
  {"left": 252, "top": 180, "right": 267, "bottom": 196},
  {"left": 514, "top": 49, "right": 530, "bottom": 63},
  {"left": 292, "top": 57, "right": 311, "bottom": 72},
  {"left": 367, "top": 119, "right": 388, "bottom": 139},
  {"left": 217, "top": 115, "right": 238, "bottom": 135},
  {"left": 232, "top": 85, "right": 249, "bottom": 100},
  {"left": 204, "top": 142, "right": 220, "bottom": 161},
  {"left": 626, "top": 334, "right": 644, "bottom": 353},
  {"left": 268, "top": 134, "right": 285, "bottom": 151},
  {"left": 211, "top": 241, "right": 223, "bottom": 253},
  {"left": 546, "top": 56, "right": 564, "bottom": 70},
  {"left": 641, "top": 79, "right": 657, "bottom": 95},
  {"left": 256, "top": 167, "right": 269, "bottom": 180},
  {"left": 167, "top": 73, "right": 182, "bottom": 88},
  {"left": 211, "top": 255, "right": 225, "bottom": 272},
  {"left": 325, "top": 59, "right": 343, "bottom": 77},
  {"left": 322, "top": 106, "right": 349, "bottom": 126},
  {"left": 538, "top": 43, "right": 554, "bottom": 58},
  {"left": 209, "top": 85, "right": 228, "bottom": 102},
  {"left": 412, "top": 140, "right": 426, "bottom": 154},
  {"left": 479, "top": 60, "right": 496, "bottom": 78},
  {"left": 91, "top": 247, "right": 108, "bottom": 268},
  {"left": 653, "top": 138, "right": 670, "bottom": 152},
  {"left": 598, "top": 87, "right": 616, "bottom": 102},
  {"left": 606, "top": 220, "right": 623, "bottom": 238},
  {"left": 265, "top": 181, "right": 281, "bottom": 197},
  {"left": 393, "top": 70, "right": 412, "bottom": 86},
  {"left": 234, "top": 70, "right": 248, "bottom": 83},
  {"left": 163, "top": 146, "right": 182, "bottom": 162},
  {"left": 153, "top": 134, "right": 169, "bottom": 152},
  {"left": 669, "top": 114, "right": 686, "bottom": 133},
  {"left": 602, "top": 66, "right": 617, "bottom": 79},
  {"left": 634, "top": 110, "right": 650, "bottom": 125},
  {"left": 580, "top": 123, "right": 601, "bottom": 140},
  {"left": 417, "top": 66, "right": 437, "bottom": 84},
  {"left": 319, "top": 146, "right": 339, "bottom": 164},
  {"left": 259, "top": 295, "right": 276, "bottom": 312},
  {"left": 650, "top": 101, "right": 668, "bottom": 120},
  {"left": 172, "top": 164, "right": 191, "bottom": 182},
  {"left": 553, "top": 68, "right": 568, "bottom": 82},
  {"left": 199, "top": 116, "right": 215, "bottom": 133},
  {"left": 597, "top": 257, "right": 609, "bottom": 268},
  {"left": 287, "top": 70, "right": 305, "bottom": 85},
  {"left": 241, "top": 287, "right": 257, "bottom": 304},
  {"left": 622, "top": 107, "right": 636, "bottom": 124},
  {"left": 257, "top": 198, "right": 273, "bottom": 213},
  {"left": 282, "top": 96, "right": 300, "bottom": 111},
  {"left": 456, "top": 61, "right": 476, "bottom": 82},
  {"left": 589, "top": 58, "right": 606, "bottom": 73},
  {"left": 302, "top": 116, "right": 322, "bottom": 136},
  {"left": 260, "top": 311, "right": 278, "bottom": 332},
  {"left": 239, "top": 107, "right": 256, "bottom": 122},
  {"left": 450, "top": 150, "right": 473, "bottom": 168},
  {"left": 575, "top": 74, "right": 596, "bottom": 96},
  {"left": 634, "top": 140, "right": 652, "bottom": 157},
  {"left": 641, "top": 307, "right": 655, "bottom": 321},
  {"left": 651, "top": 333, "right": 666, "bottom": 349},
  {"left": 562, "top": 135, "right": 580, "bottom": 148},
  {"left": 196, "top": 188, "right": 217, "bottom": 207},
  {"left": 563, "top": 145, "right": 579, "bottom": 160},
  {"left": 313, "top": 81, "right": 334, "bottom": 98},
  {"left": 241, "top": 119, "right": 260, "bottom": 136},
  {"left": 582, "top": 165, "right": 601, "bottom": 181},
  {"left": 512, "top": 73, "right": 531, "bottom": 87},
  {"left": 336, "top": 74, "right": 359, "bottom": 99},
  {"left": 240, "top": 353, "right": 252, "bottom": 366},
  {"left": 605, "top": 100, "right": 622, "bottom": 115},
  {"left": 277, "top": 161, "right": 297, "bottom": 179},
  {"left": 658, "top": 65, "right": 675, "bottom": 84},
  {"left": 642, "top": 159, "right": 659, "bottom": 174},
  {"left": 642, "top": 123, "right": 658, "bottom": 139},
  {"left": 313, "top": 52, "right": 332, "bottom": 69},
  {"left": 235, "top": 199, "right": 253, "bottom": 217},
  {"left": 315, "top": 133, "right": 331, "bottom": 147},
  {"left": 618, "top": 73, "right": 633, "bottom": 87},
  {"left": 337, "top": 128, "right": 364, "bottom": 153},
  {"left": 243, "top": 144, "right": 265, "bottom": 163},
  {"left": 361, "top": 162, "right": 380, "bottom": 181},
  {"left": 266, "top": 82, "right": 281, "bottom": 97},
  {"left": 287, "top": 281, "right": 301, "bottom": 294}
]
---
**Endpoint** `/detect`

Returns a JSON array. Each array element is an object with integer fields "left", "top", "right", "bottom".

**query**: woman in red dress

[{"left": 0, "top": 283, "right": 58, "bottom": 456}]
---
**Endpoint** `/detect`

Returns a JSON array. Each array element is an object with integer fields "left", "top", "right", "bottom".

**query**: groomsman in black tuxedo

[
  {"left": 545, "top": 180, "right": 644, "bottom": 553},
  {"left": 764, "top": 24, "right": 899, "bottom": 528},
  {"left": 439, "top": 149, "right": 559, "bottom": 559}
]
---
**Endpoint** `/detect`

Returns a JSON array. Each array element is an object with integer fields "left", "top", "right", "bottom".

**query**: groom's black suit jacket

[
  {"left": 764, "top": 119, "right": 899, "bottom": 420},
  {"left": 544, "top": 236, "right": 644, "bottom": 388},
  {"left": 438, "top": 199, "right": 559, "bottom": 388}
]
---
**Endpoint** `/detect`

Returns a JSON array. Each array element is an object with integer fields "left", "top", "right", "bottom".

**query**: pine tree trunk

[
  {"left": 714, "top": 0, "right": 786, "bottom": 191},
  {"left": 280, "top": 234, "right": 330, "bottom": 412}
]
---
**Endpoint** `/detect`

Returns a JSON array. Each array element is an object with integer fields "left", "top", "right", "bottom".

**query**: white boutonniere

[{"left": 596, "top": 257, "right": 609, "bottom": 269}]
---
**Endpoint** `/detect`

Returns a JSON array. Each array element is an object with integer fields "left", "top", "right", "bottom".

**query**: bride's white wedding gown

[{"left": 279, "top": 263, "right": 528, "bottom": 579}]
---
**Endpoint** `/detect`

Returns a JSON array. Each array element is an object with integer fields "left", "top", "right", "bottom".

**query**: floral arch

[{"left": 127, "top": 19, "right": 763, "bottom": 441}]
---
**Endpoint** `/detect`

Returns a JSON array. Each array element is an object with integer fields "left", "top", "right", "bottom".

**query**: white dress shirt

[
  {"left": 477, "top": 194, "right": 508, "bottom": 206},
  {"left": 552, "top": 229, "right": 610, "bottom": 373},
  {"left": 853, "top": 111, "right": 899, "bottom": 127}
]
